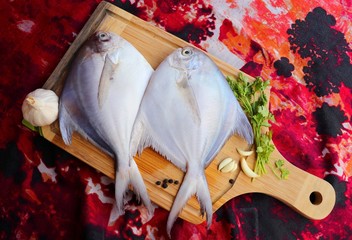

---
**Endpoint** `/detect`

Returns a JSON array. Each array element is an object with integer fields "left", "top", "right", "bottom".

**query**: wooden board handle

[{"left": 228, "top": 151, "right": 336, "bottom": 220}]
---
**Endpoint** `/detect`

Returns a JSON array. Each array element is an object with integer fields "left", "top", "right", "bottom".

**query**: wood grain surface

[{"left": 41, "top": 1, "right": 336, "bottom": 224}]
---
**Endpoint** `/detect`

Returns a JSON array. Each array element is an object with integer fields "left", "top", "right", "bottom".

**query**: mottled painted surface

[{"left": 0, "top": 0, "right": 351, "bottom": 239}]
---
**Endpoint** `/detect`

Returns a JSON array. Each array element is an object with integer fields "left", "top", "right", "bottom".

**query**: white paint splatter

[
  {"left": 131, "top": 226, "right": 142, "bottom": 235},
  {"left": 342, "top": 122, "right": 351, "bottom": 130},
  {"left": 85, "top": 177, "right": 114, "bottom": 204},
  {"left": 37, "top": 159, "right": 57, "bottom": 183},
  {"left": 262, "top": 0, "right": 288, "bottom": 15},
  {"left": 146, "top": 225, "right": 164, "bottom": 240},
  {"left": 321, "top": 147, "right": 330, "bottom": 157},
  {"left": 17, "top": 20, "right": 35, "bottom": 33},
  {"left": 199, "top": 17, "right": 246, "bottom": 69},
  {"left": 325, "top": 162, "right": 346, "bottom": 180}
]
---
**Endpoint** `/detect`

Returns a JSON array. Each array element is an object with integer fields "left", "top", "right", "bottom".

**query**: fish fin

[
  {"left": 166, "top": 171, "right": 212, "bottom": 237},
  {"left": 114, "top": 158, "right": 154, "bottom": 218},
  {"left": 139, "top": 126, "right": 187, "bottom": 171},
  {"left": 233, "top": 100, "right": 254, "bottom": 145},
  {"left": 130, "top": 118, "right": 147, "bottom": 157},
  {"left": 204, "top": 103, "right": 254, "bottom": 167},
  {"left": 59, "top": 103, "right": 74, "bottom": 145},
  {"left": 98, "top": 51, "right": 119, "bottom": 108},
  {"left": 59, "top": 101, "right": 114, "bottom": 154},
  {"left": 131, "top": 116, "right": 185, "bottom": 168},
  {"left": 176, "top": 72, "right": 201, "bottom": 123}
]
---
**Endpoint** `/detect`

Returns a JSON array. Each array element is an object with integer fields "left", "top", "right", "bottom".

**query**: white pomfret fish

[
  {"left": 132, "top": 46, "right": 253, "bottom": 235},
  {"left": 59, "top": 31, "right": 154, "bottom": 220}
]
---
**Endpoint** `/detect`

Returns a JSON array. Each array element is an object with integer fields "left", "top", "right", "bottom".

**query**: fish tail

[
  {"left": 113, "top": 158, "right": 154, "bottom": 220},
  {"left": 129, "top": 159, "right": 155, "bottom": 217},
  {"left": 166, "top": 171, "right": 212, "bottom": 237},
  {"left": 196, "top": 175, "right": 213, "bottom": 229},
  {"left": 113, "top": 169, "right": 129, "bottom": 217}
]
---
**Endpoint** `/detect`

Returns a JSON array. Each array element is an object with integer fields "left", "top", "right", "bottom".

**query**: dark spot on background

[
  {"left": 151, "top": 0, "right": 216, "bottom": 44},
  {"left": 215, "top": 202, "right": 237, "bottom": 225},
  {"left": 287, "top": 7, "right": 352, "bottom": 96},
  {"left": 111, "top": 0, "right": 148, "bottom": 20},
  {"left": 217, "top": 193, "right": 312, "bottom": 239},
  {"left": 0, "top": 216, "right": 12, "bottom": 237},
  {"left": 170, "top": 23, "right": 214, "bottom": 44},
  {"left": 30, "top": 167, "right": 43, "bottom": 186},
  {"left": 0, "top": 143, "right": 26, "bottom": 184},
  {"left": 274, "top": 57, "right": 295, "bottom": 77},
  {"left": 34, "top": 136, "right": 59, "bottom": 168},
  {"left": 83, "top": 224, "right": 105, "bottom": 240},
  {"left": 312, "top": 103, "right": 347, "bottom": 137},
  {"left": 251, "top": 193, "right": 311, "bottom": 240},
  {"left": 324, "top": 174, "right": 346, "bottom": 208},
  {"left": 240, "top": 61, "right": 263, "bottom": 77}
]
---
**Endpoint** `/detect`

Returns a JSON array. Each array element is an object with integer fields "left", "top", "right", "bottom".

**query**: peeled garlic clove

[
  {"left": 22, "top": 88, "right": 59, "bottom": 127},
  {"left": 218, "top": 158, "right": 232, "bottom": 170},
  {"left": 218, "top": 157, "right": 238, "bottom": 173},
  {"left": 221, "top": 161, "right": 237, "bottom": 173},
  {"left": 240, "top": 157, "right": 259, "bottom": 178},
  {"left": 237, "top": 148, "right": 254, "bottom": 157}
]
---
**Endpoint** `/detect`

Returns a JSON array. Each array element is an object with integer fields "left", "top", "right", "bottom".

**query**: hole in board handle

[{"left": 309, "top": 191, "right": 323, "bottom": 205}]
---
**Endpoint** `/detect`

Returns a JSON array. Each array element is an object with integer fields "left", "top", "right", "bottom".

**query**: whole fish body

[
  {"left": 59, "top": 31, "right": 154, "bottom": 219},
  {"left": 132, "top": 46, "right": 254, "bottom": 235}
]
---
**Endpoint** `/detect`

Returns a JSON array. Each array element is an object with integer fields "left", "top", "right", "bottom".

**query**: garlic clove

[
  {"left": 218, "top": 158, "right": 232, "bottom": 170},
  {"left": 240, "top": 157, "right": 259, "bottom": 178},
  {"left": 237, "top": 148, "right": 254, "bottom": 157},
  {"left": 218, "top": 157, "right": 238, "bottom": 173},
  {"left": 22, "top": 88, "right": 59, "bottom": 127},
  {"left": 221, "top": 161, "right": 237, "bottom": 173}
]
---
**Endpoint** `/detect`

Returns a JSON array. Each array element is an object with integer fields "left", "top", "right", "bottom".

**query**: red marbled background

[{"left": 0, "top": 0, "right": 351, "bottom": 239}]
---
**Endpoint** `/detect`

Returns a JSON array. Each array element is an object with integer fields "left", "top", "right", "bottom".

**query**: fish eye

[
  {"left": 98, "top": 32, "right": 109, "bottom": 41},
  {"left": 181, "top": 48, "right": 192, "bottom": 56}
]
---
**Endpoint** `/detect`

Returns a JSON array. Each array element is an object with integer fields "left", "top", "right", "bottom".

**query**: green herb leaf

[
  {"left": 22, "top": 119, "right": 43, "bottom": 136},
  {"left": 281, "top": 168, "right": 290, "bottom": 180},
  {"left": 22, "top": 119, "right": 37, "bottom": 131},
  {"left": 275, "top": 159, "right": 285, "bottom": 168},
  {"left": 226, "top": 73, "right": 274, "bottom": 177},
  {"left": 273, "top": 159, "right": 290, "bottom": 180}
]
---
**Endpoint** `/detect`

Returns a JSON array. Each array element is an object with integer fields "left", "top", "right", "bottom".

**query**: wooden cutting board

[{"left": 41, "top": 1, "right": 335, "bottom": 224}]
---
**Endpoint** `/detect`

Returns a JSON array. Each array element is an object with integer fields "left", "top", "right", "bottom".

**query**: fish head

[
  {"left": 76, "top": 31, "right": 121, "bottom": 63},
  {"left": 169, "top": 46, "right": 202, "bottom": 71},
  {"left": 90, "top": 31, "right": 121, "bottom": 53}
]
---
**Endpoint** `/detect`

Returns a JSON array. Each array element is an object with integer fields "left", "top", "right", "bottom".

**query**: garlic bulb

[{"left": 22, "top": 88, "right": 59, "bottom": 127}]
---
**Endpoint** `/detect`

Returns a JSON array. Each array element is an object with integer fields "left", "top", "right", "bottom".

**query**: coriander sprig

[
  {"left": 271, "top": 159, "right": 290, "bottom": 180},
  {"left": 226, "top": 73, "right": 275, "bottom": 176}
]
